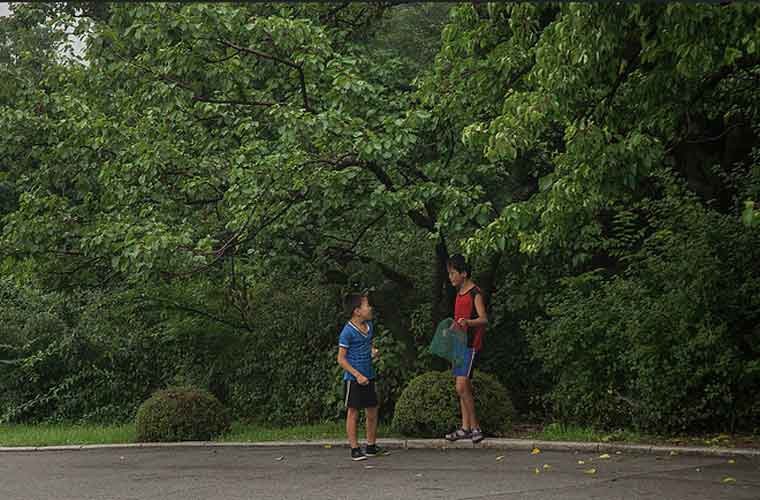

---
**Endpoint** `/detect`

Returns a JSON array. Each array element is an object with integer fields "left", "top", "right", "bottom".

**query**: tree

[
  {"left": 421, "top": 3, "right": 760, "bottom": 258},
  {"left": 1, "top": 3, "right": 458, "bottom": 353}
]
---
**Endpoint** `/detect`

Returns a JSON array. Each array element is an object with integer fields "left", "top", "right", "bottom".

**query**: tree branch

[
  {"left": 139, "top": 296, "right": 253, "bottom": 332},
  {"left": 119, "top": 52, "right": 277, "bottom": 107},
  {"left": 351, "top": 211, "right": 386, "bottom": 250},
  {"left": 301, "top": 154, "right": 437, "bottom": 231},
  {"left": 219, "top": 39, "right": 300, "bottom": 69},
  {"left": 218, "top": 38, "right": 314, "bottom": 112},
  {"left": 666, "top": 55, "right": 760, "bottom": 154},
  {"left": 201, "top": 48, "right": 242, "bottom": 64},
  {"left": 689, "top": 55, "right": 760, "bottom": 107},
  {"left": 326, "top": 246, "right": 415, "bottom": 290},
  {"left": 191, "top": 94, "right": 276, "bottom": 107}
]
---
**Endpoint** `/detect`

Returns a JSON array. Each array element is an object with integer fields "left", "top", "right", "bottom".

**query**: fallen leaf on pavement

[
  {"left": 323, "top": 444, "right": 332, "bottom": 449},
  {"left": 584, "top": 468, "right": 597, "bottom": 475},
  {"left": 599, "top": 454, "right": 611, "bottom": 459},
  {"left": 543, "top": 464, "right": 552, "bottom": 470},
  {"left": 364, "top": 465, "right": 375, "bottom": 469},
  {"left": 577, "top": 460, "right": 585, "bottom": 465},
  {"left": 531, "top": 447, "right": 541, "bottom": 455},
  {"left": 275, "top": 456, "right": 285, "bottom": 461},
  {"left": 534, "top": 467, "right": 540, "bottom": 474},
  {"left": 496, "top": 455, "right": 504, "bottom": 461},
  {"left": 669, "top": 451, "right": 678, "bottom": 456},
  {"left": 728, "top": 459, "right": 735, "bottom": 464},
  {"left": 722, "top": 476, "right": 736, "bottom": 484}
]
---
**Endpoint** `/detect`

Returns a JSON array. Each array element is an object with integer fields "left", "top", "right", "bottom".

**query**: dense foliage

[
  {"left": 1, "top": 2, "right": 758, "bottom": 434},
  {"left": 0, "top": 279, "right": 181, "bottom": 423}
]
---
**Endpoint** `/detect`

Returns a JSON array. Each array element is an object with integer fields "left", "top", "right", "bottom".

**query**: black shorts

[{"left": 344, "top": 379, "right": 378, "bottom": 409}]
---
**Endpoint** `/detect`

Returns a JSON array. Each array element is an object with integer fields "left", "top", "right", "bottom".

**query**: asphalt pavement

[{"left": 2, "top": 445, "right": 759, "bottom": 500}]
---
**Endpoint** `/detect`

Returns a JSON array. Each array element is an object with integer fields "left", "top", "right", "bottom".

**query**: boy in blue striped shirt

[{"left": 337, "top": 292, "right": 381, "bottom": 461}]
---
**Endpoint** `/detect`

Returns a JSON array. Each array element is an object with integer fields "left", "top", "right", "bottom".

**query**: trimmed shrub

[
  {"left": 135, "top": 387, "right": 231, "bottom": 442},
  {"left": 392, "top": 370, "right": 515, "bottom": 437}
]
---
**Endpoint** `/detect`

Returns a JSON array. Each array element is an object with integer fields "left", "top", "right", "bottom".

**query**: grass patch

[
  {"left": 526, "top": 423, "right": 760, "bottom": 449},
  {"left": 0, "top": 424, "right": 136, "bottom": 447},
  {"left": 531, "top": 423, "right": 646, "bottom": 443},
  {"left": 222, "top": 421, "right": 403, "bottom": 442},
  {"left": 221, "top": 422, "right": 346, "bottom": 442},
  {"left": 2, "top": 421, "right": 756, "bottom": 448},
  {"left": 0, "top": 421, "right": 401, "bottom": 447}
]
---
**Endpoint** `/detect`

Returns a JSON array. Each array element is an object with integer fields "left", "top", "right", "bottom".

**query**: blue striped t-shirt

[{"left": 338, "top": 320, "right": 375, "bottom": 382}]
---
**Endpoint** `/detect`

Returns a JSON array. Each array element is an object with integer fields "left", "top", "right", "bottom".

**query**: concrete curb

[{"left": 2, "top": 438, "right": 759, "bottom": 458}]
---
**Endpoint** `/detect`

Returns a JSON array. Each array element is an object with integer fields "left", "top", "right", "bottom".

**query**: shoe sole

[
  {"left": 472, "top": 436, "right": 484, "bottom": 444},
  {"left": 352, "top": 455, "right": 367, "bottom": 461},
  {"left": 445, "top": 436, "right": 471, "bottom": 442},
  {"left": 367, "top": 451, "right": 391, "bottom": 457}
]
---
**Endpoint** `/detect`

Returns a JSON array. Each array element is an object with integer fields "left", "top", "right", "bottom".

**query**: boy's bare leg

[
  {"left": 456, "top": 377, "right": 469, "bottom": 429},
  {"left": 459, "top": 396, "right": 469, "bottom": 430},
  {"left": 456, "top": 377, "right": 478, "bottom": 430},
  {"left": 366, "top": 406, "right": 378, "bottom": 444},
  {"left": 346, "top": 407, "right": 360, "bottom": 448},
  {"left": 463, "top": 379, "right": 479, "bottom": 429}
]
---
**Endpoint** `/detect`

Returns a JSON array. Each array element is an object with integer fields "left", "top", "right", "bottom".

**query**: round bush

[
  {"left": 392, "top": 370, "right": 515, "bottom": 437},
  {"left": 135, "top": 386, "right": 231, "bottom": 442}
]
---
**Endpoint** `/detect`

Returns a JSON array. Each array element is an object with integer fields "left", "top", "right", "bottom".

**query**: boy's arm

[
  {"left": 337, "top": 347, "right": 369, "bottom": 384},
  {"left": 463, "top": 293, "right": 488, "bottom": 327},
  {"left": 370, "top": 322, "right": 379, "bottom": 358}
]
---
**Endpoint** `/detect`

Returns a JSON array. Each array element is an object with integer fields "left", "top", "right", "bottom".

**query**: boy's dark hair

[
  {"left": 447, "top": 254, "right": 472, "bottom": 277},
  {"left": 343, "top": 292, "right": 367, "bottom": 317}
]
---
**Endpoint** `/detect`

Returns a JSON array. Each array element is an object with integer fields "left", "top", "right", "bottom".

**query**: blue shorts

[{"left": 452, "top": 348, "right": 479, "bottom": 378}]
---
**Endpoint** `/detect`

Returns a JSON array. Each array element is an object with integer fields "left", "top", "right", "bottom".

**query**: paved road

[{"left": 1, "top": 446, "right": 759, "bottom": 500}]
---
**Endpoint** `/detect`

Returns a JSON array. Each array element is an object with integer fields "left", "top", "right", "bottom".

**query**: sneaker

[
  {"left": 351, "top": 447, "right": 367, "bottom": 461},
  {"left": 365, "top": 444, "right": 383, "bottom": 457},
  {"left": 444, "top": 428, "right": 472, "bottom": 441},
  {"left": 471, "top": 428, "right": 484, "bottom": 444}
]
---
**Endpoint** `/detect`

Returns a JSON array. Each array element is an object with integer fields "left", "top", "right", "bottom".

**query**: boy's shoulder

[
  {"left": 339, "top": 322, "right": 354, "bottom": 336},
  {"left": 340, "top": 320, "right": 373, "bottom": 337},
  {"left": 338, "top": 322, "right": 354, "bottom": 348},
  {"left": 459, "top": 284, "right": 481, "bottom": 298}
]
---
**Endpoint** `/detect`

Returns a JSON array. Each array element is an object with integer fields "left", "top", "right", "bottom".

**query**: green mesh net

[{"left": 428, "top": 318, "right": 468, "bottom": 367}]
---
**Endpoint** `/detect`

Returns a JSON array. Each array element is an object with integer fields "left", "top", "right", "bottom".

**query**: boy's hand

[
  {"left": 356, "top": 374, "right": 369, "bottom": 385},
  {"left": 456, "top": 318, "right": 469, "bottom": 328},
  {"left": 371, "top": 347, "right": 379, "bottom": 359}
]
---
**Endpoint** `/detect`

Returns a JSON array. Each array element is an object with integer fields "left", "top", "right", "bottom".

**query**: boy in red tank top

[{"left": 444, "top": 254, "right": 488, "bottom": 444}]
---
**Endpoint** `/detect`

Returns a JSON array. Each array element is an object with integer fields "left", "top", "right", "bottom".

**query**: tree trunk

[
  {"left": 432, "top": 237, "right": 454, "bottom": 331},
  {"left": 479, "top": 252, "right": 502, "bottom": 308},
  {"left": 428, "top": 237, "right": 454, "bottom": 370}
]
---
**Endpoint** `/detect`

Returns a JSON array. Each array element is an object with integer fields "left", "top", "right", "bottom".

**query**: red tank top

[{"left": 453, "top": 285, "right": 486, "bottom": 351}]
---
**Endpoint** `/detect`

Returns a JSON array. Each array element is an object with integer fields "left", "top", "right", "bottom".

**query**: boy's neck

[
  {"left": 459, "top": 278, "right": 474, "bottom": 291},
  {"left": 350, "top": 316, "right": 366, "bottom": 325}
]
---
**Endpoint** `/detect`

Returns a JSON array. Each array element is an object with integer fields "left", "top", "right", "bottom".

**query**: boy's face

[
  {"left": 354, "top": 296, "right": 373, "bottom": 321},
  {"left": 448, "top": 266, "right": 467, "bottom": 288}
]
